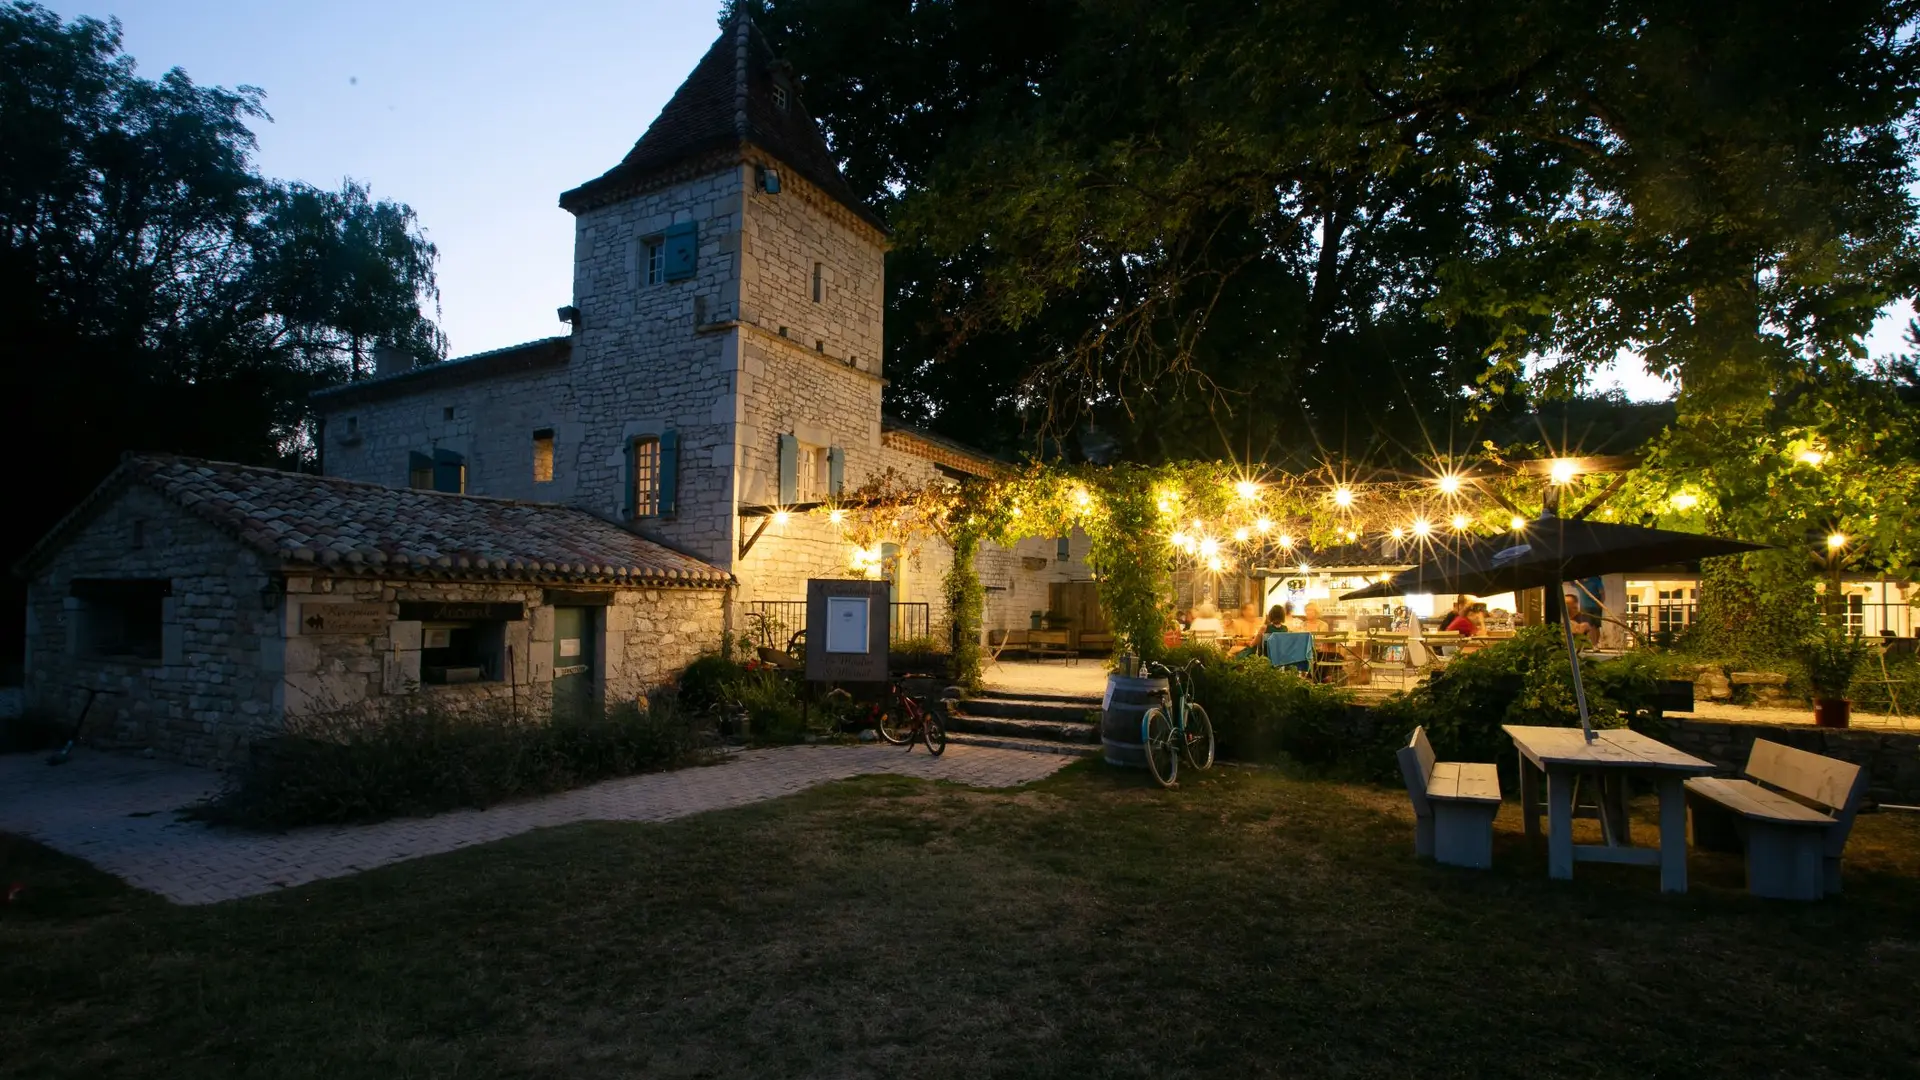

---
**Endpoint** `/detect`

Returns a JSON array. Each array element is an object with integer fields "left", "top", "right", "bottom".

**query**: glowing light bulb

[
  {"left": 1827, "top": 532, "right": 1848, "bottom": 551},
  {"left": 1278, "top": 534, "right": 1295, "bottom": 549},
  {"left": 1344, "top": 529, "right": 1358, "bottom": 542},
  {"left": 1438, "top": 473, "right": 1461, "bottom": 495},
  {"left": 1206, "top": 555, "right": 1224, "bottom": 572},
  {"left": 1235, "top": 480, "right": 1259, "bottom": 501},
  {"left": 1509, "top": 515, "right": 1527, "bottom": 532},
  {"left": 1333, "top": 486, "right": 1354, "bottom": 508},
  {"left": 828, "top": 509, "right": 846, "bottom": 525},
  {"left": 1255, "top": 517, "right": 1273, "bottom": 534},
  {"left": 1297, "top": 562, "right": 1311, "bottom": 576},
  {"left": 1797, "top": 449, "right": 1825, "bottom": 467},
  {"left": 1073, "top": 487, "right": 1091, "bottom": 508},
  {"left": 1549, "top": 458, "right": 1578, "bottom": 485},
  {"left": 1670, "top": 492, "right": 1698, "bottom": 510},
  {"left": 1412, "top": 517, "right": 1432, "bottom": 538},
  {"left": 1011, "top": 505, "right": 1023, "bottom": 518},
  {"left": 1233, "top": 527, "right": 1250, "bottom": 543},
  {"left": 773, "top": 510, "right": 791, "bottom": 526},
  {"left": 1170, "top": 531, "right": 1189, "bottom": 548},
  {"left": 1390, "top": 527, "right": 1405, "bottom": 541},
  {"left": 1450, "top": 514, "right": 1469, "bottom": 531},
  {"left": 1199, "top": 537, "right": 1220, "bottom": 558},
  {"left": 1191, "top": 518, "right": 1204, "bottom": 532},
  {"left": 1157, "top": 498, "right": 1173, "bottom": 515}
]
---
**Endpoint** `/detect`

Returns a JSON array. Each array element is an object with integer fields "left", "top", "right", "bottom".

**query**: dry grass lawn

[{"left": 3, "top": 759, "right": 1918, "bottom": 1079}]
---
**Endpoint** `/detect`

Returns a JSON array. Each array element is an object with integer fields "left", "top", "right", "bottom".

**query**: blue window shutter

[
  {"left": 777, "top": 434, "right": 798, "bottom": 505},
  {"left": 432, "top": 449, "right": 464, "bottom": 493},
  {"left": 662, "top": 222, "right": 697, "bottom": 281},
  {"left": 658, "top": 429, "right": 679, "bottom": 516},
  {"left": 622, "top": 438, "right": 636, "bottom": 518},
  {"left": 828, "top": 446, "right": 844, "bottom": 497},
  {"left": 408, "top": 451, "right": 433, "bottom": 489}
]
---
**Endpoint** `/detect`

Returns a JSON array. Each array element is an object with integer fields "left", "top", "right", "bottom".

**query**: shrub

[
  {"left": 888, "top": 635, "right": 953, "bottom": 677},
  {"left": 678, "top": 653, "right": 751, "bottom": 714},
  {"left": 1154, "top": 645, "right": 1360, "bottom": 770},
  {"left": 198, "top": 697, "right": 717, "bottom": 829},
  {"left": 1803, "top": 626, "right": 1872, "bottom": 699}
]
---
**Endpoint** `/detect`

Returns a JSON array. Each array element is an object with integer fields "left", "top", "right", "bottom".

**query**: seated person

[
  {"left": 1563, "top": 593, "right": 1600, "bottom": 643},
  {"left": 1263, "top": 604, "right": 1289, "bottom": 634},
  {"left": 1291, "top": 602, "right": 1329, "bottom": 633},
  {"left": 1228, "top": 602, "right": 1263, "bottom": 640},
  {"left": 1443, "top": 604, "right": 1478, "bottom": 635}
]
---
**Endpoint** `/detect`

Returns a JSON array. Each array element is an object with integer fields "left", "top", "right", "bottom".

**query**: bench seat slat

[
  {"left": 1428, "top": 761, "right": 1502, "bottom": 804},
  {"left": 1685, "top": 777, "right": 1834, "bottom": 826}
]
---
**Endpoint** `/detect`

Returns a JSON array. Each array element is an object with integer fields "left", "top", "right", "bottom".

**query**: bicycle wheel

[
  {"left": 876, "top": 696, "right": 916, "bottom": 745},
  {"left": 1141, "top": 707, "right": 1179, "bottom": 788},
  {"left": 1182, "top": 703, "right": 1216, "bottom": 772},
  {"left": 922, "top": 711, "right": 947, "bottom": 756}
]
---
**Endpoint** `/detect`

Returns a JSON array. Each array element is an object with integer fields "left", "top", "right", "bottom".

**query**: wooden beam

[
  {"left": 1570, "top": 472, "right": 1635, "bottom": 520},
  {"left": 1512, "top": 454, "right": 1643, "bottom": 477},
  {"left": 1472, "top": 480, "right": 1528, "bottom": 519},
  {"left": 737, "top": 514, "right": 773, "bottom": 560}
]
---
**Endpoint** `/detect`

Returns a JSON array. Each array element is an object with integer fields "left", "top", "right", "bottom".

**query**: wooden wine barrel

[{"left": 1102, "top": 674, "right": 1168, "bottom": 768}]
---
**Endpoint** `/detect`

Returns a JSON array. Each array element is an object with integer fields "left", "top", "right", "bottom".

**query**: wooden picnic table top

[{"left": 1502, "top": 725, "right": 1716, "bottom": 774}]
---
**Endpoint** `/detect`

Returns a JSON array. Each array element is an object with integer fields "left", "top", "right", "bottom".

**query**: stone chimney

[{"left": 372, "top": 345, "right": 414, "bottom": 378}]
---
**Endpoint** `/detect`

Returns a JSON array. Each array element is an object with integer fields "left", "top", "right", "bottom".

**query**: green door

[{"left": 552, "top": 607, "right": 596, "bottom": 721}]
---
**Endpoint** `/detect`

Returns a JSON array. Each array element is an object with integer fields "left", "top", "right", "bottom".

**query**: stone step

[
  {"left": 974, "top": 688, "right": 1105, "bottom": 707},
  {"left": 961, "top": 696, "right": 1101, "bottom": 723},
  {"left": 944, "top": 731, "right": 1101, "bottom": 757},
  {"left": 946, "top": 711, "right": 1099, "bottom": 743}
]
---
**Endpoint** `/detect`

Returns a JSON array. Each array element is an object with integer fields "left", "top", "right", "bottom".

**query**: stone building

[
  {"left": 18, "top": 15, "right": 1090, "bottom": 763},
  {"left": 19, "top": 457, "right": 728, "bottom": 763}
]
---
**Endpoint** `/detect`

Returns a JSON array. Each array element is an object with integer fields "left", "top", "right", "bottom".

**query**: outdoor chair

[
  {"left": 1397, "top": 726, "right": 1502, "bottom": 869},
  {"left": 1685, "top": 739, "right": 1868, "bottom": 900},
  {"left": 1262, "top": 631, "right": 1313, "bottom": 674}
]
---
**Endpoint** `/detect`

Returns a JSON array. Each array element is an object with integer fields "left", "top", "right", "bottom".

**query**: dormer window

[{"left": 771, "top": 83, "right": 789, "bottom": 112}]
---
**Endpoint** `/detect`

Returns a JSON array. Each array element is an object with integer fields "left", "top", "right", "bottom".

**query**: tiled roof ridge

[{"left": 311, "top": 335, "right": 570, "bottom": 400}]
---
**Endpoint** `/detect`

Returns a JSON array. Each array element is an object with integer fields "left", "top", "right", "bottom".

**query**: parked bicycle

[
  {"left": 1140, "top": 659, "right": 1215, "bottom": 787},
  {"left": 873, "top": 673, "right": 948, "bottom": 756}
]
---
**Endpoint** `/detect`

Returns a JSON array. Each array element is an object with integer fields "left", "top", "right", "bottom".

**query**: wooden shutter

[
  {"left": 432, "top": 449, "right": 464, "bottom": 493},
  {"left": 658, "top": 429, "right": 679, "bottom": 516},
  {"left": 778, "top": 434, "right": 798, "bottom": 505},
  {"left": 828, "top": 445, "right": 844, "bottom": 496},
  {"left": 408, "top": 451, "right": 433, "bottom": 489},
  {"left": 622, "top": 438, "right": 637, "bottom": 518},
  {"left": 662, "top": 222, "right": 697, "bottom": 281}
]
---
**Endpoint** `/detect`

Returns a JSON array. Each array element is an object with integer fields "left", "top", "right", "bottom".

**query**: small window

[
  {"left": 631, "top": 436, "right": 661, "bottom": 517},
  {"left": 811, "top": 261, "right": 823, "bottom": 303},
  {"left": 412, "top": 449, "right": 464, "bottom": 493},
  {"left": 420, "top": 620, "right": 507, "bottom": 684},
  {"left": 796, "top": 444, "right": 830, "bottom": 502},
  {"left": 1057, "top": 537, "right": 1071, "bottom": 562},
  {"left": 772, "top": 83, "right": 789, "bottom": 112},
  {"left": 130, "top": 520, "right": 145, "bottom": 550},
  {"left": 346, "top": 417, "right": 358, "bottom": 433},
  {"left": 532, "top": 429, "right": 555, "bottom": 483},
  {"left": 72, "top": 579, "right": 167, "bottom": 661},
  {"left": 409, "top": 452, "right": 434, "bottom": 490},
  {"left": 645, "top": 240, "right": 665, "bottom": 285},
  {"left": 443, "top": 406, "right": 455, "bottom": 421}
]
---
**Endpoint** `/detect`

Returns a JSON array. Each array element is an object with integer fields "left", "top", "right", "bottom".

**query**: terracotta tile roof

[
  {"left": 310, "top": 337, "right": 572, "bottom": 409},
  {"left": 559, "top": 15, "right": 885, "bottom": 232},
  {"left": 20, "top": 456, "right": 730, "bottom": 587},
  {"left": 880, "top": 418, "right": 1007, "bottom": 478}
]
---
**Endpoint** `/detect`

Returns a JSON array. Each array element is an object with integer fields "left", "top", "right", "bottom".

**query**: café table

[{"left": 1503, "top": 725, "right": 1717, "bottom": 893}]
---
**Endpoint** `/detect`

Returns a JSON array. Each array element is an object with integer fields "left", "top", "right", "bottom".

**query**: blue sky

[{"left": 45, "top": 2, "right": 1920, "bottom": 396}]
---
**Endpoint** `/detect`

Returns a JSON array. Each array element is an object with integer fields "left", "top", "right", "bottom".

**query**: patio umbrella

[{"left": 1342, "top": 514, "right": 1765, "bottom": 740}]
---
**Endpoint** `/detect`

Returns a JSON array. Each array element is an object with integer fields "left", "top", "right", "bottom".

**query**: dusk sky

[{"left": 44, "top": 1, "right": 1920, "bottom": 396}]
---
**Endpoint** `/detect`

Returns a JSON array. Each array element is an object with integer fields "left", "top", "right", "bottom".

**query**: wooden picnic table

[{"left": 1503, "top": 725, "right": 1717, "bottom": 894}]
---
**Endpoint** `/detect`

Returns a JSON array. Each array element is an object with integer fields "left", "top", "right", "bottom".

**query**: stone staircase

[{"left": 945, "top": 688, "right": 1104, "bottom": 757}]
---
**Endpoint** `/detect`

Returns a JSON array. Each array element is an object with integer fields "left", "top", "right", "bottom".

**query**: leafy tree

[{"left": 1, "top": 2, "right": 441, "bottom": 661}]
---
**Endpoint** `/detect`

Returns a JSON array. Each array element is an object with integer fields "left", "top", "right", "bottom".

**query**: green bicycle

[{"left": 1139, "top": 659, "right": 1215, "bottom": 787}]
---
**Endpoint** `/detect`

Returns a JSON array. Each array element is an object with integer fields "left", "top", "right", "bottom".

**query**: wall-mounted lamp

[
  {"left": 758, "top": 167, "right": 782, "bottom": 194},
  {"left": 556, "top": 305, "right": 581, "bottom": 329}
]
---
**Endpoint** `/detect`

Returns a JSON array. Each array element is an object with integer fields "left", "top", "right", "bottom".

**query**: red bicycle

[{"left": 873, "top": 674, "right": 948, "bottom": 755}]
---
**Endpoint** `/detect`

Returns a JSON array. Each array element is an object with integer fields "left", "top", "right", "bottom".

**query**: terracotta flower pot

[{"left": 1813, "top": 697, "right": 1851, "bottom": 729}]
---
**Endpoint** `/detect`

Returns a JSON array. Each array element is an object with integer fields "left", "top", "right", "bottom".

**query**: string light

[
  {"left": 1278, "top": 534, "right": 1295, "bottom": 549},
  {"left": 1549, "top": 458, "right": 1578, "bottom": 485},
  {"left": 1670, "top": 492, "right": 1698, "bottom": 510},
  {"left": 1509, "top": 515, "right": 1527, "bottom": 532},
  {"left": 1073, "top": 487, "right": 1091, "bottom": 509},
  {"left": 1235, "top": 480, "right": 1260, "bottom": 501},
  {"left": 1450, "top": 514, "right": 1469, "bottom": 531},
  {"left": 1797, "top": 449, "right": 1826, "bottom": 467},
  {"left": 1297, "top": 561, "right": 1311, "bottom": 576},
  {"left": 1827, "top": 532, "right": 1848, "bottom": 551},
  {"left": 1232, "top": 527, "right": 1250, "bottom": 543},
  {"left": 1390, "top": 527, "right": 1405, "bottom": 541},
  {"left": 1332, "top": 486, "right": 1355, "bottom": 508},
  {"left": 1437, "top": 473, "right": 1462, "bottom": 495},
  {"left": 1412, "top": 517, "right": 1432, "bottom": 538},
  {"left": 1170, "top": 531, "right": 1190, "bottom": 550},
  {"left": 1255, "top": 517, "right": 1273, "bottom": 534},
  {"left": 773, "top": 510, "right": 791, "bottom": 526},
  {"left": 1199, "top": 536, "right": 1220, "bottom": 558},
  {"left": 1206, "top": 555, "right": 1224, "bottom": 572},
  {"left": 828, "top": 509, "right": 846, "bottom": 525},
  {"left": 1190, "top": 518, "right": 1204, "bottom": 532},
  {"left": 1343, "top": 529, "right": 1358, "bottom": 542}
]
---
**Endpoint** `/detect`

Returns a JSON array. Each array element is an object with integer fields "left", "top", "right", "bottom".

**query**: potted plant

[{"left": 1803, "top": 626, "right": 1870, "bottom": 728}]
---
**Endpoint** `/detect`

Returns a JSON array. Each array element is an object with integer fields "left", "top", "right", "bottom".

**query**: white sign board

[{"left": 825, "top": 596, "right": 871, "bottom": 654}]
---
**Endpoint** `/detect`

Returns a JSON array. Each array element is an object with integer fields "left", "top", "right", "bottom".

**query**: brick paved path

[{"left": 0, "top": 744, "right": 1072, "bottom": 905}]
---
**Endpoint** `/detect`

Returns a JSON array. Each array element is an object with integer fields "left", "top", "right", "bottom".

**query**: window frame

[
  {"left": 645, "top": 239, "right": 665, "bottom": 286},
  {"left": 532, "top": 428, "right": 555, "bottom": 484},
  {"left": 630, "top": 435, "right": 662, "bottom": 518}
]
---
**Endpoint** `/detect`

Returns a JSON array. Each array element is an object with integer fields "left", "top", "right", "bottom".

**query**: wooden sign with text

[{"left": 299, "top": 603, "right": 389, "bottom": 635}]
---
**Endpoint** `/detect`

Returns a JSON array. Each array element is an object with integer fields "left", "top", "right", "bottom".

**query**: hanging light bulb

[
  {"left": 1437, "top": 473, "right": 1462, "bottom": 495},
  {"left": 1278, "top": 534, "right": 1295, "bottom": 549},
  {"left": 1190, "top": 518, "right": 1204, "bottom": 532},
  {"left": 1390, "top": 526, "right": 1405, "bottom": 541},
  {"left": 1255, "top": 517, "right": 1273, "bottom": 534},
  {"left": 1333, "top": 486, "right": 1355, "bottom": 508},
  {"left": 1232, "top": 527, "right": 1250, "bottom": 543},
  {"left": 1206, "top": 555, "right": 1224, "bottom": 572},
  {"left": 1343, "top": 529, "right": 1358, "bottom": 542},
  {"left": 1509, "top": 515, "right": 1527, "bottom": 532},
  {"left": 828, "top": 508, "right": 846, "bottom": 525},
  {"left": 1073, "top": 487, "right": 1091, "bottom": 508},
  {"left": 1235, "top": 480, "right": 1260, "bottom": 501},
  {"left": 1549, "top": 458, "right": 1578, "bottom": 485},
  {"left": 1797, "top": 448, "right": 1825, "bottom": 467},
  {"left": 1670, "top": 492, "right": 1699, "bottom": 510},
  {"left": 1170, "top": 530, "right": 1189, "bottom": 549},
  {"left": 1412, "top": 517, "right": 1432, "bottom": 538},
  {"left": 773, "top": 510, "right": 791, "bottom": 526},
  {"left": 1199, "top": 536, "right": 1220, "bottom": 558},
  {"left": 1450, "top": 514, "right": 1469, "bottom": 531},
  {"left": 1828, "top": 532, "right": 1848, "bottom": 551}
]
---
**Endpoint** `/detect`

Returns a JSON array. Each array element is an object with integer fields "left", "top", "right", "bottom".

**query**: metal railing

[{"left": 741, "top": 600, "right": 933, "bottom": 648}]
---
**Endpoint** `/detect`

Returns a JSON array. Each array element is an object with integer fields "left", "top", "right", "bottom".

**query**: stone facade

[{"left": 24, "top": 484, "right": 726, "bottom": 765}]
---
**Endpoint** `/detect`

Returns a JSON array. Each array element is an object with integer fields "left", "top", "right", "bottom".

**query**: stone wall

[
  {"left": 978, "top": 531, "right": 1096, "bottom": 632},
  {"left": 1662, "top": 718, "right": 1920, "bottom": 807},
  {"left": 739, "top": 151, "right": 886, "bottom": 375},
  {"left": 23, "top": 485, "right": 281, "bottom": 765}
]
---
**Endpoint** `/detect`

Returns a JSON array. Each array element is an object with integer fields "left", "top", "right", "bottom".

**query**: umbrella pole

[{"left": 1561, "top": 604, "right": 1595, "bottom": 742}]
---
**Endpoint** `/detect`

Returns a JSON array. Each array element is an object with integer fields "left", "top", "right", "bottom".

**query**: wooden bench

[
  {"left": 1685, "top": 739, "right": 1868, "bottom": 900},
  {"left": 1078, "top": 631, "right": 1115, "bottom": 656},
  {"left": 1397, "top": 726, "right": 1502, "bottom": 869},
  {"left": 1028, "top": 628, "right": 1077, "bottom": 664},
  {"left": 986, "top": 629, "right": 1030, "bottom": 660}
]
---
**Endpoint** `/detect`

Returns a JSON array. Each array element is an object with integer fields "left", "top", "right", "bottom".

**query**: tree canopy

[{"left": 749, "top": 0, "right": 1920, "bottom": 470}]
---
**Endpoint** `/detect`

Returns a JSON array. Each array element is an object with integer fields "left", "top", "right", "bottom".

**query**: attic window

[{"left": 772, "top": 83, "right": 789, "bottom": 112}]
